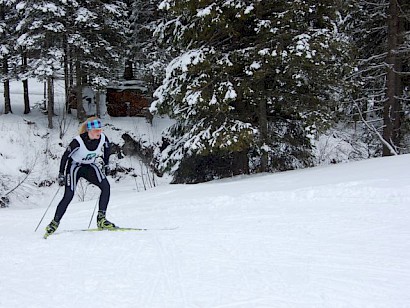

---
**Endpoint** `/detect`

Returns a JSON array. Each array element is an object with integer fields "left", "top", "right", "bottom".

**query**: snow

[
  {"left": 1, "top": 81, "right": 410, "bottom": 307},
  {"left": 75, "top": 7, "right": 97, "bottom": 24},
  {"left": 222, "top": 81, "right": 237, "bottom": 100},
  {"left": 246, "top": 61, "right": 262, "bottom": 76},
  {"left": 152, "top": 48, "right": 209, "bottom": 112},
  {"left": 196, "top": 5, "right": 214, "bottom": 18},
  {"left": 244, "top": 5, "right": 254, "bottom": 15},
  {"left": 168, "top": 49, "right": 207, "bottom": 75},
  {"left": 28, "top": 3, "right": 66, "bottom": 16},
  {"left": 158, "top": 0, "right": 172, "bottom": 11},
  {"left": 258, "top": 48, "right": 270, "bottom": 56}
]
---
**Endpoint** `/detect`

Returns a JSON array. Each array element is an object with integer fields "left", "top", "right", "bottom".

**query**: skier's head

[{"left": 79, "top": 116, "right": 103, "bottom": 139}]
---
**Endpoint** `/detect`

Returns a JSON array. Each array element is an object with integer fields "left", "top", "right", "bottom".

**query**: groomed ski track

[{"left": 1, "top": 155, "right": 410, "bottom": 307}]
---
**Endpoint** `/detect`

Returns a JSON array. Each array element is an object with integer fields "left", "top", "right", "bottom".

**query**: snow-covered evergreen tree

[
  {"left": 13, "top": 0, "right": 128, "bottom": 121},
  {"left": 14, "top": 0, "right": 68, "bottom": 126},
  {"left": 151, "top": 0, "right": 351, "bottom": 183},
  {"left": 15, "top": 0, "right": 66, "bottom": 78},
  {"left": 0, "top": 0, "right": 17, "bottom": 114},
  {"left": 66, "top": 0, "right": 128, "bottom": 86},
  {"left": 126, "top": 0, "right": 169, "bottom": 88}
]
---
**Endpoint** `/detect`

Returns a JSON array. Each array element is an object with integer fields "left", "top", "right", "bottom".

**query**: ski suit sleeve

[
  {"left": 59, "top": 139, "right": 80, "bottom": 174},
  {"left": 103, "top": 136, "right": 111, "bottom": 166}
]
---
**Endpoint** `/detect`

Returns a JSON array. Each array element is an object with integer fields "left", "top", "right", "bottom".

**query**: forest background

[{"left": 1, "top": 0, "right": 410, "bottom": 188}]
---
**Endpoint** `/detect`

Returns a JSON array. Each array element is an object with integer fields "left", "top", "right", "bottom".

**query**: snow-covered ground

[
  {"left": 1, "top": 81, "right": 410, "bottom": 307},
  {"left": 1, "top": 154, "right": 410, "bottom": 307}
]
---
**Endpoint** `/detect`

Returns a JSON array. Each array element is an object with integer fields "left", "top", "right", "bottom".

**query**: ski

[
  {"left": 82, "top": 227, "right": 148, "bottom": 232},
  {"left": 77, "top": 226, "right": 178, "bottom": 232},
  {"left": 44, "top": 226, "right": 177, "bottom": 238}
]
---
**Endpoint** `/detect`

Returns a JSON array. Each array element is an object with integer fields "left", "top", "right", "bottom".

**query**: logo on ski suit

[{"left": 84, "top": 153, "right": 97, "bottom": 161}]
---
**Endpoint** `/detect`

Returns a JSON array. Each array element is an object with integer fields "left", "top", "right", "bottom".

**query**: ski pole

[
  {"left": 88, "top": 198, "right": 99, "bottom": 229},
  {"left": 34, "top": 186, "right": 61, "bottom": 232}
]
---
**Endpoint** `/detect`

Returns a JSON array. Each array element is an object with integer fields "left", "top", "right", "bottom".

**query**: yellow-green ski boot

[
  {"left": 97, "top": 211, "right": 117, "bottom": 230},
  {"left": 44, "top": 220, "right": 59, "bottom": 238}
]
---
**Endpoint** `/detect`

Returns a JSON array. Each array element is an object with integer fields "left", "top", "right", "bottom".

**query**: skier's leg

[
  {"left": 53, "top": 163, "right": 81, "bottom": 222},
  {"left": 45, "top": 163, "right": 80, "bottom": 236},
  {"left": 85, "top": 164, "right": 115, "bottom": 229},
  {"left": 85, "top": 164, "right": 110, "bottom": 213},
  {"left": 53, "top": 186, "right": 75, "bottom": 222},
  {"left": 97, "top": 178, "right": 110, "bottom": 213},
  {"left": 95, "top": 179, "right": 115, "bottom": 229}
]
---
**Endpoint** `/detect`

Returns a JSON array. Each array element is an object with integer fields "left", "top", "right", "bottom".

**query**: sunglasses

[{"left": 87, "top": 120, "right": 102, "bottom": 130}]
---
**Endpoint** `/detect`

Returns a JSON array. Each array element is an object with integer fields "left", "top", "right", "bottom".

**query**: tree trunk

[
  {"left": 21, "top": 52, "right": 30, "bottom": 114},
  {"left": 47, "top": 76, "right": 54, "bottom": 129},
  {"left": 75, "top": 60, "right": 86, "bottom": 121},
  {"left": 23, "top": 79, "right": 30, "bottom": 114},
  {"left": 64, "top": 38, "right": 70, "bottom": 114},
  {"left": 95, "top": 90, "right": 101, "bottom": 117},
  {"left": 68, "top": 46, "right": 74, "bottom": 115},
  {"left": 124, "top": 59, "right": 134, "bottom": 80},
  {"left": 392, "top": 3, "right": 405, "bottom": 150},
  {"left": 257, "top": 77, "right": 268, "bottom": 172},
  {"left": 69, "top": 49, "right": 74, "bottom": 87},
  {"left": 259, "top": 99, "right": 268, "bottom": 172},
  {"left": 383, "top": 0, "right": 401, "bottom": 156},
  {"left": 43, "top": 81, "right": 47, "bottom": 110},
  {"left": 3, "top": 58, "right": 12, "bottom": 114}
]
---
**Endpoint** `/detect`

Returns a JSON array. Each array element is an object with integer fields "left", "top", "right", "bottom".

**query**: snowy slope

[{"left": 1, "top": 154, "right": 410, "bottom": 308}]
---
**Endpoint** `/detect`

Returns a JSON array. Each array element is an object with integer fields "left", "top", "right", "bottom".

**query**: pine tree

[
  {"left": 66, "top": 0, "right": 128, "bottom": 84},
  {"left": 0, "top": 0, "right": 17, "bottom": 114},
  {"left": 152, "top": 0, "right": 351, "bottom": 183},
  {"left": 127, "top": 0, "right": 169, "bottom": 87},
  {"left": 14, "top": 0, "right": 67, "bottom": 126},
  {"left": 64, "top": 0, "right": 129, "bottom": 120},
  {"left": 14, "top": 0, "right": 128, "bottom": 121}
]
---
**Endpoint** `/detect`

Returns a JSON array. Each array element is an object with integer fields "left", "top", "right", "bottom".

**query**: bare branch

[{"left": 354, "top": 103, "right": 398, "bottom": 155}]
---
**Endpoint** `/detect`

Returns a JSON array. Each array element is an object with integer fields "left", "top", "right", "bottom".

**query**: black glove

[
  {"left": 58, "top": 173, "right": 65, "bottom": 186},
  {"left": 103, "top": 165, "right": 111, "bottom": 176}
]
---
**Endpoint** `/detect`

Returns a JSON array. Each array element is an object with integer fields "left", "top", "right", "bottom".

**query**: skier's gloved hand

[
  {"left": 103, "top": 165, "right": 111, "bottom": 176},
  {"left": 58, "top": 173, "right": 65, "bottom": 186}
]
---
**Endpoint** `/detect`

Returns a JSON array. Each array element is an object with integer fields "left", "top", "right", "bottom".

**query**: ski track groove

[
  {"left": 152, "top": 232, "right": 188, "bottom": 307},
  {"left": 146, "top": 275, "right": 163, "bottom": 307},
  {"left": 169, "top": 235, "right": 189, "bottom": 308},
  {"left": 215, "top": 235, "right": 293, "bottom": 307}
]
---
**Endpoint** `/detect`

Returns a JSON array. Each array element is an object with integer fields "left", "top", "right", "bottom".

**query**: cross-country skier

[{"left": 45, "top": 117, "right": 116, "bottom": 237}]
